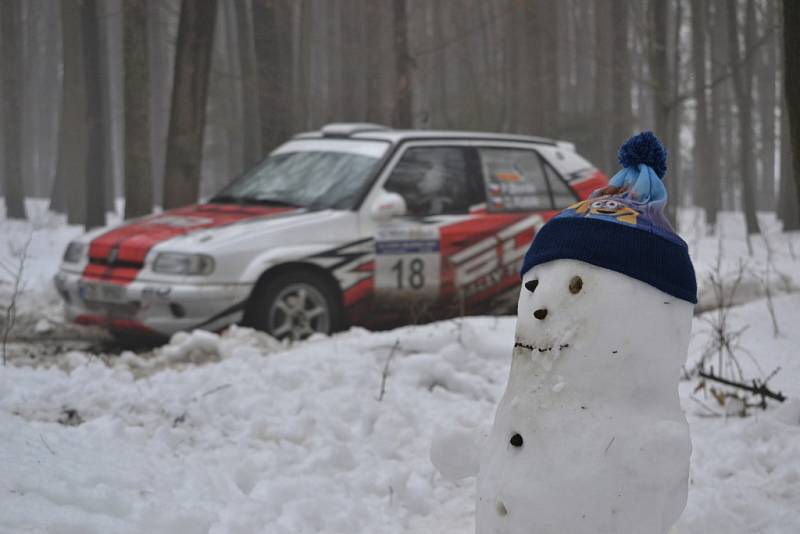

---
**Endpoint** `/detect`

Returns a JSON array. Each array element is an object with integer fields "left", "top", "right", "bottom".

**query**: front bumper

[{"left": 54, "top": 271, "right": 253, "bottom": 337}]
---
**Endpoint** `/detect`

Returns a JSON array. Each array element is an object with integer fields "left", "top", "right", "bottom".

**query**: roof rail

[
  {"left": 556, "top": 140, "right": 576, "bottom": 151},
  {"left": 321, "top": 123, "right": 390, "bottom": 138}
]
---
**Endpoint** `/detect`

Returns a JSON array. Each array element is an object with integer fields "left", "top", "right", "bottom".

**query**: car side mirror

[{"left": 370, "top": 190, "right": 407, "bottom": 221}]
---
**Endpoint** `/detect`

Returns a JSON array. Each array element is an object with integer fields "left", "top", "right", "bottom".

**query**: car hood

[{"left": 84, "top": 203, "right": 310, "bottom": 265}]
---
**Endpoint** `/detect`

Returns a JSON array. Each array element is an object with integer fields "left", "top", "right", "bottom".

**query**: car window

[
  {"left": 479, "top": 148, "right": 552, "bottom": 212},
  {"left": 542, "top": 159, "right": 577, "bottom": 209},
  {"left": 383, "top": 147, "right": 484, "bottom": 216}
]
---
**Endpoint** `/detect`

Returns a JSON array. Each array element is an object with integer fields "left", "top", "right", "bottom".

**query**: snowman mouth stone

[{"left": 513, "top": 341, "right": 570, "bottom": 353}]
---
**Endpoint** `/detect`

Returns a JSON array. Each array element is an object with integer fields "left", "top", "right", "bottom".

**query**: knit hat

[{"left": 520, "top": 131, "right": 697, "bottom": 303}]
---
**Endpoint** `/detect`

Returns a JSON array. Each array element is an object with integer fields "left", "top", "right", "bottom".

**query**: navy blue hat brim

[{"left": 521, "top": 217, "right": 697, "bottom": 304}]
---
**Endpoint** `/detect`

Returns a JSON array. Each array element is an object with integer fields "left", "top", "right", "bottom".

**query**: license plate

[{"left": 79, "top": 281, "right": 126, "bottom": 303}]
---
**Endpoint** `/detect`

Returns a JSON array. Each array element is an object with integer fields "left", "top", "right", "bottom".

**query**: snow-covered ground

[
  {"left": 1, "top": 200, "right": 799, "bottom": 533},
  {"left": 1, "top": 301, "right": 799, "bottom": 533}
]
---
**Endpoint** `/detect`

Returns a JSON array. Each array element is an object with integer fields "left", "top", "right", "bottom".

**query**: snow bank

[
  {"left": 680, "top": 209, "right": 800, "bottom": 312},
  {"left": 0, "top": 319, "right": 512, "bottom": 534},
  {"left": 677, "top": 291, "right": 800, "bottom": 534},
  {"left": 2, "top": 292, "right": 800, "bottom": 532}
]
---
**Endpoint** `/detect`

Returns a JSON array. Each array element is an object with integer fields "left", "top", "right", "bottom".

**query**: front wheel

[{"left": 246, "top": 271, "right": 341, "bottom": 341}]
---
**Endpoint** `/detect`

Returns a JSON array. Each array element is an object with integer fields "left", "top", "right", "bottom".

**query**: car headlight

[
  {"left": 63, "top": 242, "right": 87, "bottom": 263},
  {"left": 152, "top": 253, "right": 215, "bottom": 275}
]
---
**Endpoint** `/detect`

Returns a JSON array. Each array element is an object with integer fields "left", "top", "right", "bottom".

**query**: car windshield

[{"left": 211, "top": 138, "right": 390, "bottom": 210}]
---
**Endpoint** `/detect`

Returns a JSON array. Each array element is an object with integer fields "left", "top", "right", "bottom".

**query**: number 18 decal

[
  {"left": 375, "top": 225, "right": 441, "bottom": 296},
  {"left": 391, "top": 257, "right": 427, "bottom": 289}
]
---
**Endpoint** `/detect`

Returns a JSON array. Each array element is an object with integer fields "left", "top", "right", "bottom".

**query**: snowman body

[{"left": 476, "top": 259, "right": 692, "bottom": 534}]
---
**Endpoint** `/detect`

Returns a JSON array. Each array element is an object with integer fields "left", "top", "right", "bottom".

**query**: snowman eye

[
  {"left": 569, "top": 276, "right": 583, "bottom": 294},
  {"left": 510, "top": 433, "right": 523, "bottom": 447},
  {"left": 524, "top": 279, "right": 538, "bottom": 293}
]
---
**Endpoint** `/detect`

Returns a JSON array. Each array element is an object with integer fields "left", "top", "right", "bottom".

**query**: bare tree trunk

[
  {"left": 691, "top": 0, "right": 718, "bottom": 228},
  {"left": 365, "top": 0, "right": 386, "bottom": 124},
  {"left": 650, "top": 0, "right": 670, "bottom": 140},
  {"left": 162, "top": 0, "right": 218, "bottom": 210},
  {"left": 147, "top": 0, "right": 169, "bottom": 208},
  {"left": 576, "top": 0, "right": 594, "bottom": 114},
  {"left": 82, "top": 0, "right": 107, "bottom": 230},
  {"left": 541, "top": 0, "right": 561, "bottom": 138},
  {"left": 96, "top": 0, "right": 116, "bottom": 214},
  {"left": 339, "top": 0, "right": 362, "bottom": 121},
  {"left": 649, "top": 0, "right": 680, "bottom": 224},
  {"left": 667, "top": 0, "right": 684, "bottom": 222},
  {"left": 292, "top": 0, "right": 311, "bottom": 131},
  {"left": 710, "top": 0, "right": 730, "bottom": 214},
  {"left": 327, "top": 0, "right": 343, "bottom": 121},
  {"left": 233, "top": 0, "right": 262, "bottom": 166},
  {"left": 779, "top": 97, "right": 799, "bottom": 229},
  {"left": 208, "top": 0, "right": 242, "bottom": 184},
  {"left": 430, "top": 0, "right": 449, "bottom": 129},
  {"left": 201, "top": 0, "right": 239, "bottom": 194},
  {"left": 610, "top": 0, "right": 632, "bottom": 148},
  {"left": 20, "top": 0, "right": 40, "bottom": 198},
  {"left": 727, "top": 0, "right": 761, "bottom": 240},
  {"left": 758, "top": 0, "right": 777, "bottom": 210},
  {"left": 57, "top": 0, "right": 88, "bottom": 225},
  {"left": 783, "top": 0, "right": 800, "bottom": 218},
  {"left": 1, "top": 0, "right": 26, "bottom": 220},
  {"left": 41, "top": 0, "right": 63, "bottom": 211},
  {"left": 393, "top": 0, "right": 412, "bottom": 128},
  {"left": 253, "top": 0, "right": 293, "bottom": 153},
  {"left": 507, "top": 3, "right": 525, "bottom": 133},
  {"left": 522, "top": 2, "right": 540, "bottom": 133},
  {"left": 124, "top": 0, "right": 153, "bottom": 218},
  {"left": 593, "top": 0, "right": 612, "bottom": 173}
]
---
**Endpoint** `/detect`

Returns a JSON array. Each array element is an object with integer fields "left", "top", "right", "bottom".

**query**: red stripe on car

[{"left": 83, "top": 204, "right": 296, "bottom": 284}]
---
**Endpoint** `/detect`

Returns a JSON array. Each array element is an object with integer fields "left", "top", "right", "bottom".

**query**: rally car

[{"left": 54, "top": 124, "right": 607, "bottom": 341}]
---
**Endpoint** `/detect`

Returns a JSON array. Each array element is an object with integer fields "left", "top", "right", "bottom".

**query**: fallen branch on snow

[
  {"left": 378, "top": 340, "right": 400, "bottom": 402},
  {"left": 2, "top": 232, "right": 32, "bottom": 366},
  {"left": 698, "top": 367, "right": 786, "bottom": 405}
]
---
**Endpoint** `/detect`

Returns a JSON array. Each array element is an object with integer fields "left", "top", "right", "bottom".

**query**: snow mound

[
  {"left": 0, "top": 319, "right": 512, "bottom": 533},
  {"left": 3, "top": 294, "right": 800, "bottom": 533},
  {"left": 430, "top": 426, "right": 484, "bottom": 481}
]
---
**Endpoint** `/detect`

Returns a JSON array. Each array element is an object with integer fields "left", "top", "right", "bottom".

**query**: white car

[{"left": 54, "top": 124, "right": 607, "bottom": 341}]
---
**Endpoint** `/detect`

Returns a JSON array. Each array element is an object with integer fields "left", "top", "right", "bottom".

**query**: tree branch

[
  {"left": 698, "top": 368, "right": 786, "bottom": 403},
  {"left": 378, "top": 340, "right": 400, "bottom": 402}
]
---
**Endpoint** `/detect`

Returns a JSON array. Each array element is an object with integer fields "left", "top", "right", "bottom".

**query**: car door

[
  {"left": 366, "top": 144, "right": 487, "bottom": 316},
  {"left": 369, "top": 142, "right": 577, "bottom": 321},
  {"left": 445, "top": 145, "right": 579, "bottom": 313}
]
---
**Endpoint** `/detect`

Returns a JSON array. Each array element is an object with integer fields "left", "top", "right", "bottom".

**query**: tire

[
  {"left": 246, "top": 270, "right": 342, "bottom": 341},
  {"left": 109, "top": 330, "right": 166, "bottom": 350}
]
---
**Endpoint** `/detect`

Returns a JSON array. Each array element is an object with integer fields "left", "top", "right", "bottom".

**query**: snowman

[{"left": 476, "top": 132, "right": 697, "bottom": 534}]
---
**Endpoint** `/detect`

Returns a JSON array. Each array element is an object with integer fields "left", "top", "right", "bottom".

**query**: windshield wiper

[
  {"left": 208, "top": 195, "right": 242, "bottom": 204},
  {"left": 209, "top": 195, "right": 300, "bottom": 207}
]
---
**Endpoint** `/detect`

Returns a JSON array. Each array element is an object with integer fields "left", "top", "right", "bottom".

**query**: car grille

[
  {"left": 83, "top": 300, "right": 141, "bottom": 317},
  {"left": 89, "top": 257, "right": 144, "bottom": 269}
]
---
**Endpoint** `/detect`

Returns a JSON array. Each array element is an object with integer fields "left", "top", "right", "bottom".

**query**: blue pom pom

[{"left": 617, "top": 131, "right": 667, "bottom": 179}]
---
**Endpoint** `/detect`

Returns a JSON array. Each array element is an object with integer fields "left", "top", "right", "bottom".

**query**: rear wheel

[{"left": 246, "top": 271, "right": 341, "bottom": 341}]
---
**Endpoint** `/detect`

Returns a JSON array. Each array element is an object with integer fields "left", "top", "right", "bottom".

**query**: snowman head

[
  {"left": 515, "top": 259, "right": 587, "bottom": 350},
  {"left": 514, "top": 255, "right": 694, "bottom": 391}
]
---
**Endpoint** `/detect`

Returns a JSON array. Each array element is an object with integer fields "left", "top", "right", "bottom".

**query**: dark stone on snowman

[{"left": 476, "top": 132, "right": 697, "bottom": 534}]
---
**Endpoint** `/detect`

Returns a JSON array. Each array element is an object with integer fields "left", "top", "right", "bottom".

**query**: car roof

[{"left": 293, "top": 123, "right": 558, "bottom": 146}]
